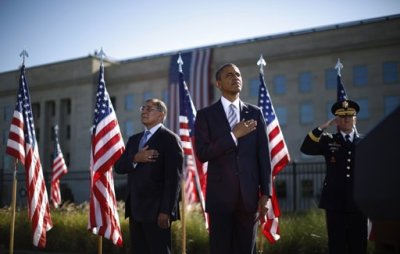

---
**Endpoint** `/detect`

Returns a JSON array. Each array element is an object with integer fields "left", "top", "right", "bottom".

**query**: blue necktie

[{"left": 139, "top": 130, "right": 151, "bottom": 149}]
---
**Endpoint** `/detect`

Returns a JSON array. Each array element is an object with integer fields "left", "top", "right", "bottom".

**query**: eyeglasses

[{"left": 140, "top": 106, "right": 160, "bottom": 112}]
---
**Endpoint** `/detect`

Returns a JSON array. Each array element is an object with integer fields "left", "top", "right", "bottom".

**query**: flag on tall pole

[
  {"left": 334, "top": 58, "right": 374, "bottom": 240},
  {"left": 50, "top": 124, "right": 68, "bottom": 208},
  {"left": 335, "top": 58, "right": 348, "bottom": 101},
  {"left": 168, "top": 49, "right": 212, "bottom": 134},
  {"left": 6, "top": 56, "right": 53, "bottom": 248},
  {"left": 177, "top": 55, "right": 208, "bottom": 224},
  {"left": 88, "top": 50, "right": 125, "bottom": 247},
  {"left": 257, "top": 55, "right": 290, "bottom": 244}
]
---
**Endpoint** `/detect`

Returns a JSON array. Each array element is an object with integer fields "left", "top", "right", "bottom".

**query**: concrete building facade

[{"left": 1, "top": 14, "right": 399, "bottom": 204}]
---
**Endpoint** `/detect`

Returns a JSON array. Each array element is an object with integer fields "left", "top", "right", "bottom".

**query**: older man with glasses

[{"left": 115, "top": 98, "right": 183, "bottom": 254}]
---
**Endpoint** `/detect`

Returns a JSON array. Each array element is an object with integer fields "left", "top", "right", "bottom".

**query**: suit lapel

[
  {"left": 146, "top": 126, "right": 163, "bottom": 146},
  {"left": 215, "top": 100, "right": 231, "bottom": 131},
  {"left": 239, "top": 101, "right": 250, "bottom": 121}
]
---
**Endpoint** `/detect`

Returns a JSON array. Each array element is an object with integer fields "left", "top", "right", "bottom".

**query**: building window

[
  {"left": 143, "top": 91, "right": 154, "bottom": 101},
  {"left": 249, "top": 78, "right": 259, "bottom": 98},
  {"left": 124, "top": 120, "right": 134, "bottom": 138},
  {"left": 46, "top": 101, "right": 55, "bottom": 117},
  {"left": 301, "top": 179, "right": 314, "bottom": 198},
  {"left": 383, "top": 61, "right": 399, "bottom": 84},
  {"left": 61, "top": 98, "right": 71, "bottom": 115},
  {"left": 384, "top": 95, "right": 400, "bottom": 116},
  {"left": 35, "top": 127, "right": 40, "bottom": 142},
  {"left": 325, "top": 68, "right": 336, "bottom": 89},
  {"left": 124, "top": 94, "right": 135, "bottom": 111},
  {"left": 110, "top": 97, "right": 117, "bottom": 111},
  {"left": 326, "top": 100, "right": 335, "bottom": 119},
  {"left": 353, "top": 65, "right": 368, "bottom": 86},
  {"left": 32, "top": 102, "right": 40, "bottom": 119},
  {"left": 162, "top": 89, "right": 169, "bottom": 105},
  {"left": 65, "top": 152, "right": 70, "bottom": 167},
  {"left": 66, "top": 125, "right": 71, "bottom": 140},
  {"left": 3, "top": 129, "right": 8, "bottom": 146},
  {"left": 355, "top": 99, "right": 369, "bottom": 120},
  {"left": 300, "top": 103, "right": 314, "bottom": 124},
  {"left": 275, "top": 106, "right": 288, "bottom": 127},
  {"left": 273, "top": 75, "right": 286, "bottom": 95},
  {"left": 4, "top": 105, "right": 13, "bottom": 121},
  {"left": 299, "top": 71, "right": 312, "bottom": 93}
]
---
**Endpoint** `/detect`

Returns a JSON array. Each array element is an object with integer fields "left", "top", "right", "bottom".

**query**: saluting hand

[{"left": 319, "top": 118, "right": 336, "bottom": 130}]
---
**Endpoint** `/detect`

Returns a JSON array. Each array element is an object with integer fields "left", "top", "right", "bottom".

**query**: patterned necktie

[
  {"left": 139, "top": 130, "right": 151, "bottom": 149},
  {"left": 227, "top": 104, "right": 238, "bottom": 129}
]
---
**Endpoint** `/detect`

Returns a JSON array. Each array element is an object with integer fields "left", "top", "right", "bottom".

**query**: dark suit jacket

[
  {"left": 300, "top": 128, "right": 362, "bottom": 212},
  {"left": 114, "top": 125, "right": 183, "bottom": 222},
  {"left": 194, "top": 99, "right": 272, "bottom": 214}
]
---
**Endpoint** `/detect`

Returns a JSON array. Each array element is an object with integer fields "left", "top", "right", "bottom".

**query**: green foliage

[{"left": 0, "top": 203, "right": 374, "bottom": 254}]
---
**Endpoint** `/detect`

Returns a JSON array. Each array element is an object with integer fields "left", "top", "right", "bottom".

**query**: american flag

[
  {"left": 335, "top": 59, "right": 348, "bottom": 102},
  {"left": 337, "top": 73, "right": 348, "bottom": 101},
  {"left": 6, "top": 65, "right": 52, "bottom": 248},
  {"left": 88, "top": 63, "right": 125, "bottom": 246},
  {"left": 50, "top": 125, "right": 68, "bottom": 208},
  {"left": 168, "top": 49, "right": 212, "bottom": 134},
  {"left": 258, "top": 70, "right": 290, "bottom": 244},
  {"left": 178, "top": 63, "right": 208, "bottom": 225}
]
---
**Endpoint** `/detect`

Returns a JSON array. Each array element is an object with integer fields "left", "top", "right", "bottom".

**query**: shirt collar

[
  {"left": 340, "top": 130, "right": 355, "bottom": 142},
  {"left": 220, "top": 96, "right": 240, "bottom": 111},
  {"left": 144, "top": 123, "right": 163, "bottom": 137}
]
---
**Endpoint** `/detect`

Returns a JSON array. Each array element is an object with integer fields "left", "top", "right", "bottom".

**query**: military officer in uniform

[{"left": 300, "top": 99, "right": 367, "bottom": 254}]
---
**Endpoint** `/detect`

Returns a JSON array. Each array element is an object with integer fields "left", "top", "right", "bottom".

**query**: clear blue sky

[{"left": 1, "top": 0, "right": 399, "bottom": 73}]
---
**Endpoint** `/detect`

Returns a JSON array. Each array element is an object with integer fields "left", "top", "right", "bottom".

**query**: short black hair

[{"left": 215, "top": 63, "right": 237, "bottom": 81}]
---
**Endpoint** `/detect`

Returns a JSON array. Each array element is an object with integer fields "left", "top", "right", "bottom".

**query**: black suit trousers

[
  {"left": 325, "top": 209, "right": 367, "bottom": 254},
  {"left": 208, "top": 193, "right": 258, "bottom": 254},
  {"left": 129, "top": 218, "right": 171, "bottom": 254}
]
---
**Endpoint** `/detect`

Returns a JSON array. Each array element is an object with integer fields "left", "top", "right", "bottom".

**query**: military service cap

[{"left": 331, "top": 99, "right": 360, "bottom": 116}]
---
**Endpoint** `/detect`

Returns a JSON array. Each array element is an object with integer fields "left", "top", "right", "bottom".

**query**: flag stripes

[
  {"left": 258, "top": 71, "right": 290, "bottom": 244},
  {"left": 6, "top": 65, "right": 52, "bottom": 248},
  {"left": 88, "top": 64, "right": 124, "bottom": 246},
  {"left": 50, "top": 125, "right": 68, "bottom": 208},
  {"left": 178, "top": 68, "right": 208, "bottom": 226},
  {"left": 168, "top": 49, "right": 212, "bottom": 134}
]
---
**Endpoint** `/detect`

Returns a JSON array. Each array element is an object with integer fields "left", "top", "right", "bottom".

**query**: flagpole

[
  {"left": 257, "top": 223, "right": 264, "bottom": 253},
  {"left": 181, "top": 178, "right": 187, "bottom": 254},
  {"left": 9, "top": 158, "right": 18, "bottom": 254},
  {"left": 97, "top": 235, "right": 102, "bottom": 254}
]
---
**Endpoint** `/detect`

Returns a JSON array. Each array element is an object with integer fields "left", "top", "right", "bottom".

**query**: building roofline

[{"left": 122, "top": 14, "right": 400, "bottom": 64}]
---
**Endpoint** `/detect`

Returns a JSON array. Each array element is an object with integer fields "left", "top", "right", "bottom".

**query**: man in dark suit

[
  {"left": 114, "top": 98, "right": 183, "bottom": 254},
  {"left": 194, "top": 63, "right": 272, "bottom": 254},
  {"left": 300, "top": 99, "right": 367, "bottom": 254}
]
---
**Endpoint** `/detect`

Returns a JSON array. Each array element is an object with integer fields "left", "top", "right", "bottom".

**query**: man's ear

[{"left": 216, "top": 81, "right": 221, "bottom": 89}]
